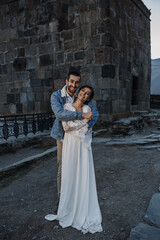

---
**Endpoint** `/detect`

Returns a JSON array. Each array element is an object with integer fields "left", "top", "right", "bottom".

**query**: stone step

[
  {"left": 144, "top": 193, "right": 160, "bottom": 228},
  {"left": 128, "top": 222, "right": 160, "bottom": 240}
]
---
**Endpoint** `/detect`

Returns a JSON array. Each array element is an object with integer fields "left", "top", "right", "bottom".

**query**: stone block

[
  {"left": 39, "top": 43, "right": 54, "bottom": 55},
  {"left": 0, "top": 65, "right": 8, "bottom": 75},
  {"left": 102, "top": 65, "right": 115, "bottom": 78},
  {"left": 0, "top": 94, "right": 6, "bottom": 102},
  {"left": 45, "top": 69, "right": 53, "bottom": 79},
  {"left": 17, "top": 48, "right": 25, "bottom": 57},
  {"left": 5, "top": 51, "right": 16, "bottom": 63},
  {"left": 0, "top": 42, "right": 7, "bottom": 53},
  {"left": 35, "top": 102, "right": 40, "bottom": 113},
  {"left": 15, "top": 94, "right": 20, "bottom": 104},
  {"left": 10, "top": 29, "right": 17, "bottom": 40},
  {"left": 119, "top": 100, "right": 126, "bottom": 111},
  {"left": 96, "top": 100, "right": 112, "bottom": 114},
  {"left": 40, "top": 54, "right": 53, "bottom": 67},
  {"left": 98, "top": 78, "right": 110, "bottom": 89},
  {"left": 91, "top": 23, "right": 96, "bottom": 35},
  {"left": 43, "top": 79, "right": 51, "bottom": 87},
  {"left": 95, "top": 47, "right": 114, "bottom": 64},
  {"left": 19, "top": 0, "right": 25, "bottom": 10},
  {"left": 35, "top": 69, "right": 44, "bottom": 79},
  {"left": 27, "top": 93, "right": 35, "bottom": 102},
  {"left": 75, "top": 51, "right": 85, "bottom": 60},
  {"left": 35, "top": 93, "right": 44, "bottom": 102},
  {"left": 101, "top": 33, "right": 115, "bottom": 47},
  {"left": 128, "top": 222, "right": 160, "bottom": 240},
  {"left": 20, "top": 93, "right": 27, "bottom": 103},
  {"left": 110, "top": 88, "right": 117, "bottom": 100},
  {"left": 49, "top": 21, "right": 57, "bottom": 33},
  {"left": 86, "top": 50, "right": 94, "bottom": 64},
  {"left": 13, "top": 58, "right": 26, "bottom": 71},
  {"left": 0, "top": 53, "right": 5, "bottom": 64},
  {"left": 61, "top": 30, "right": 72, "bottom": 41},
  {"left": 25, "top": 45, "right": 37, "bottom": 57},
  {"left": 16, "top": 103, "right": 22, "bottom": 113},
  {"left": 65, "top": 53, "right": 74, "bottom": 63},
  {"left": 17, "top": 38, "right": 30, "bottom": 48},
  {"left": 64, "top": 40, "right": 77, "bottom": 51},
  {"left": 10, "top": 88, "right": 19, "bottom": 93},
  {"left": 112, "top": 100, "right": 119, "bottom": 113},
  {"left": 144, "top": 193, "right": 160, "bottom": 228},
  {"left": 24, "top": 27, "right": 39, "bottom": 37},
  {"left": 73, "top": 27, "right": 83, "bottom": 39},
  {"left": 8, "top": 103, "right": 16, "bottom": 114},
  {"left": 88, "top": 3, "right": 97, "bottom": 10},
  {"left": 55, "top": 52, "right": 64, "bottom": 65},
  {"left": 27, "top": 101, "right": 35, "bottom": 113},
  {"left": 77, "top": 38, "right": 87, "bottom": 50},
  {"left": 68, "top": 13, "right": 76, "bottom": 29},
  {"left": 0, "top": 29, "right": 9, "bottom": 42},
  {"left": 99, "top": 0, "right": 110, "bottom": 8},
  {"left": 88, "top": 35, "right": 100, "bottom": 48},
  {"left": 30, "top": 79, "right": 42, "bottom": 87},
  {"left": 39, "top": 34, "right": 50, "bottom": 43},
  {"left": 7, "top": 94, "right": 15, "bottom": 104},
  {"left": 98, "top": 19, "right": 113, "bottom": 34},
  {"left": 53, "top": 78, "right": 65, "bottom": 91},
  {"left": 26, "top": 57, "right": 38, "bottom": 70}
]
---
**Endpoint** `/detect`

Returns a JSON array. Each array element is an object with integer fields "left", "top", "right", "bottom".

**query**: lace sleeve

[{"left": 62, "top": 104, "right": 88, "bottom": 132}]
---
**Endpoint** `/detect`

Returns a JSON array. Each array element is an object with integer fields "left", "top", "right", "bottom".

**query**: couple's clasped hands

[{"left": 82, "top": 112, "right": 93, "bottom": 122}]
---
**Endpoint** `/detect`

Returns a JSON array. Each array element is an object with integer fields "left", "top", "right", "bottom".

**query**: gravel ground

[{"left": 0, "top": 140, "right": 160, "bottom": 240}]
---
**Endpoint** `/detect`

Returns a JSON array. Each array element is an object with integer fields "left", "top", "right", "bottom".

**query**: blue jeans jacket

[{"left": 50, "top": 86, "right": 99, "bottom": 140}]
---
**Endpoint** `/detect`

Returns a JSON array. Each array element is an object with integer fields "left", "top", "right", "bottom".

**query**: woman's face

[{"left": 77, "top": 87, "right": 92, "bottom": 102}]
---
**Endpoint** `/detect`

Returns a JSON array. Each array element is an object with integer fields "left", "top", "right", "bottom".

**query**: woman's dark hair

[{"left": 78, "top": 85, "right": 94, "bottom": 100}]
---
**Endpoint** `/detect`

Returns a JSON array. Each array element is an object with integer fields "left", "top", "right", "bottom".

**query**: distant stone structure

[{"left": 0, "top": 0, "right": 151, "bottom": 121}]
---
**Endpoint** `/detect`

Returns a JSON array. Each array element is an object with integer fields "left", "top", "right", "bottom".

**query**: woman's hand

[{"left": 82, "top": 112, "right": 93, "bottom": 121}]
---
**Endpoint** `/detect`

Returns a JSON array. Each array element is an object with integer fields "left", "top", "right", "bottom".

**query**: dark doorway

[{"left": 131, "top": 76, "right": 138, "bottom": 105}]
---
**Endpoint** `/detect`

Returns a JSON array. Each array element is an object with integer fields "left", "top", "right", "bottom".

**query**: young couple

[{"left": 45, "top": 69, "right": 103, "bottom": 234}]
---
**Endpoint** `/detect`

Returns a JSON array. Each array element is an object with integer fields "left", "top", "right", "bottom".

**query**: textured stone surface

[
  {"left": 144, "top": 193, "right": 160, "bottom": 228},
  {"left": 128, "top": 223, "right": 160, "bottom": 240},
  {"left": 0, "top": 0, "right": 151, "bottom": 116}
]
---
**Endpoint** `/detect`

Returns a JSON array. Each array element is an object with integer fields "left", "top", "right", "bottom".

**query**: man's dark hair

[
  {"left": 67, "top": 67, "right": 81, "bottom": 81},
  {"left": 78, "top": 85, "right": 94, "bottom": 100}
]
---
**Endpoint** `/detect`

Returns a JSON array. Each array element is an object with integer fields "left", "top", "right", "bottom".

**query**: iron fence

[{"left": 0, "top": 112, "right": 55, "bottom": 140}]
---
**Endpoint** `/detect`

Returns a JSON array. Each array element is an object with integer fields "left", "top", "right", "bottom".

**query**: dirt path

[{"left": 0, "top": 143, "right": 160, "bottom": 240}]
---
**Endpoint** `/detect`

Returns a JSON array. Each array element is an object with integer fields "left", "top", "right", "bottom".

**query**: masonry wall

[{"left": 0, "top": 0, "right": 151, "bottom": 120}]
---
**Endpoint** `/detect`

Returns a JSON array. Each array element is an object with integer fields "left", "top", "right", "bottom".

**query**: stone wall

[{"left": 0, "top": 0, "right": 151, "bottom": 121}]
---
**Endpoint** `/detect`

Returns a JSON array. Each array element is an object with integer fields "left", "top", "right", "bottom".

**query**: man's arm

[
  {"left": 87, "top": 100, "right": 99, "bottom": 128},
  {"left": 51, "top": 92, "right": 82, "bottom": 121}
]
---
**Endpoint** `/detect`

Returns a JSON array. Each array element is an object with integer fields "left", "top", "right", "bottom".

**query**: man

[{"left": 50, "top": 68, "right": 99, "bottom": 210}]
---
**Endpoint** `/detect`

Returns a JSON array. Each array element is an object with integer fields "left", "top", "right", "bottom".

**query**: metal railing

[{"left": 0, "top": 112, "right": 55, "bottom": 140}]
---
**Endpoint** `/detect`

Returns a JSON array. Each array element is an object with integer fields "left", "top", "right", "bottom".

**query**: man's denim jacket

[{"left": 50, "top": 85, "right": 99, "bottom": 140}]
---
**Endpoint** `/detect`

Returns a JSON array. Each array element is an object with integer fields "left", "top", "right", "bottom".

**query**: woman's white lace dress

[{"left": 45, "top": 103, "right": 102, "bottom": 234}]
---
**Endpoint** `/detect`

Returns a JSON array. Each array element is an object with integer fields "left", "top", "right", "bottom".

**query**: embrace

[{"left": 45, "top": 68, "right": 103, "bottom": 234}]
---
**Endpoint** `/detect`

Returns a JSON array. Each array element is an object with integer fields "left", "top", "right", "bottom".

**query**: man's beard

[{"left": 67, "top": 86, "right": 77, "bottom": 94}]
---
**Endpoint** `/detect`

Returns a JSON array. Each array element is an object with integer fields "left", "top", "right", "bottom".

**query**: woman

[{"left": 45, "top": 85, "right": 103, "bottom": 234}]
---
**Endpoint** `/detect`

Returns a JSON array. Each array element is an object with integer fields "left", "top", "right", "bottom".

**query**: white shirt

[{"left": 66, "top": 91, "right": 75, "bottom": 104}]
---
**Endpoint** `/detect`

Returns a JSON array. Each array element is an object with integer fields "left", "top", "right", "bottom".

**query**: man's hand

[{"left": 82, "top": 112, "right": 93, "bottom": 121}]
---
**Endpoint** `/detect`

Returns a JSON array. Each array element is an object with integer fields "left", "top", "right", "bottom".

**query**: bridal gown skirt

[{"left": 45, "top": 133, "right": 102, "bottom": 234}]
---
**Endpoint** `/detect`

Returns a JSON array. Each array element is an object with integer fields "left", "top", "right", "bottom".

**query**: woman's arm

[
  {"left": 51, "top": 92, "right": 82, "bottom": 121},
  {"left": 62, "top": 104, "right": 88, "bottom": 132}
]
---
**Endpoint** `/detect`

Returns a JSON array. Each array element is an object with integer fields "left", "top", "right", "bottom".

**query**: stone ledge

[
  {"left": 0, "top": 147, "right": 57, "bottom": 179},
  {"left": 144, "top": 193, "right": 160, "bottom": 228},
  {"left": 128, "top": 222, "right": 160, "bottom": 240}
]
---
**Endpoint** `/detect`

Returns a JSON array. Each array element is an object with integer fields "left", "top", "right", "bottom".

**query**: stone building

[{"left": 0, "top": 0, "right": 151, "bottom": 121}]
